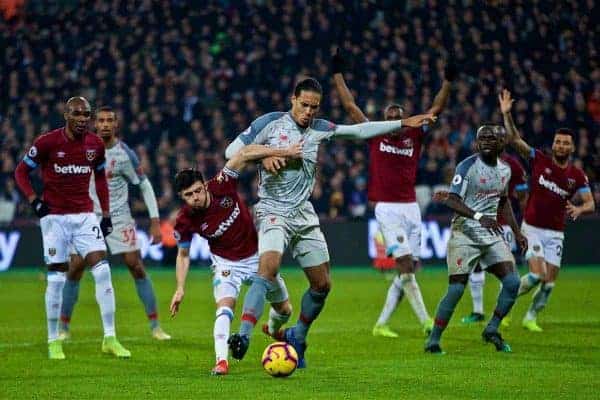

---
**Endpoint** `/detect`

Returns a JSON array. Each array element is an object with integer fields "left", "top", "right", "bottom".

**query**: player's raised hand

[
  {"left": 566, "top": 201, "right": 583, "bottom": 220},
  {"left": 170, "top": 288, "right": 184, "bottom": 317},
  {"left": 498, "top": 89, "right": 514, "bottom": 114},
  {"left": 149, "top": 218, "right": 162, "bottom": 245},
  {"left": 432, "top": 190, "right": 450, "bottom": 202},
  {"left": 515, "top": 230, "right": 528, "bottom": 255},
  {"left": 331, "top": 47, "right": 346, "bottom": 74},
  {"left": 262, "top": 156, "right": 287, "bottom": 174},
  {"left": 402, "top": 113, "right": 437, "bottom": 128},
  {"left": 479, "top": 216, "right": 504, "bottom": 236}
]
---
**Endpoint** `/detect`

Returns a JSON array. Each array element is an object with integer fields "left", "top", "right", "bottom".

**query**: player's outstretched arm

[
  {"left": 499, "top": 195, "right": 528, "bottom": 254},
  {"left": 331, "top": 49, "right": 369, "bottom": 124},
  {"left": 170, "top": 247, "right": 191, "bottom": 317},
  {"left": 138, "top": 178, "right": 161, "bottom": 244},
  {"left": 427, "top": 62, "right": 457, "bottom": 115},
  {"left": 566, "top": 191, "right": 595, "bottom": 221},
  {"left": 225, "top": 143, "right": 303, "bottom": 172},
  {"left": 332, "top": 113, "right": 436, "bottom": 140},
  {"left": 443, "top": 193, "right": 504, "bottom": 236},
  {"left": 499, "top": 89, "right": 531, "bottom": 159}
]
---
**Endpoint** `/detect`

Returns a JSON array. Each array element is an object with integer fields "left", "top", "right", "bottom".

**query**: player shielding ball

[
  {"left": 331, "top": 49, "right": 456, "bottom": 337},
  {"left": 168, "top": 143, "right": 302, "bottom": 375},
  {"left": 425, "top": 124, "right": 527, "bottom": 354},
  {"left": 499, "top": 89, "right": 595, "bottom": 332},
  {"left": 226, "top": 77, "right": 435, "bottom": 368},
  {"left": 14, "top": 97, "right": 130, "bottom": 359},
  {"left": 59, "top": 106, "right": 170, "bottom": 341}
]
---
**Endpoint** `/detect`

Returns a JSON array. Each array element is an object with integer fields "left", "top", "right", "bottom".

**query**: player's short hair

[
  {"left": 293, "top": 77, "right": 322, "bottom": 97},
  {"left": 555, "top": 127, "right": 574, "bottom": 138},
  {"left": 384, "top": 103, "right": 404, "bottom": 115},
  {"left": 97, "top": 106, "right": 117, "bottom": 118},
  {"left": 174, "top": 168, "right": 205, "bottom": 193},
  {"left": 476, "top": 123, "right": 505, "bottom": 138}
]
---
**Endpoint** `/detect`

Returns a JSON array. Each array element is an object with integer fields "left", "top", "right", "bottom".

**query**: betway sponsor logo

[
  {"left": 539, "top": 175, "right": 568, "bottom": 198},
  {"left": 54, "top": 163, "right": 91, "bottom": 174},
  {"left": 209, "top": 203, "right": 240, "bottom": 238},
  {"left": 379, "top": 142, "right": 413, "bottom": 157}
]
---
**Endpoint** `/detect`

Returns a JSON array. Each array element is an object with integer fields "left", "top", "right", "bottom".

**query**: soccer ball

[{"left": 261, "top": 342, "right": 298, "bottom": 377}]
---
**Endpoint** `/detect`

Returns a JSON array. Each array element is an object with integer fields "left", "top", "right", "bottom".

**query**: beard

[{"left": 553, "top": 153, "right": 569, "bottom": 163}]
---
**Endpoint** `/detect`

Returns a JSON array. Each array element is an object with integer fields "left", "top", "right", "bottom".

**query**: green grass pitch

[{"left": 1, "top": 266, "right": 599, "bottom": 399}]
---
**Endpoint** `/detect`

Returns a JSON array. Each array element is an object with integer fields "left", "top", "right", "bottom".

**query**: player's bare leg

[
  {"left": 85, "top": 250, "right": 130, "bottom": 358},
  {"left": 123, "top": 251, "right": 170, "bottom": 340},
  {"left": 523, "top": 263, "right": 558, "bottom": 332},
  {"left": 58, "top": 254, "right": 86, "bottom": 340},
  {"left": 230, "top": 251, "right": 282, "bottom": 360},
  {"left": 47, "top": 263, "right": 67, "bottom": 359},
  {"left": 483, "top": 262, "right": 520, "bottom": 352},
  {"left": 519, "top": 256, "right": 545, "bottom": 296},
  {"left": 212, "top": 297, "right": 235, "bottom": 375}
]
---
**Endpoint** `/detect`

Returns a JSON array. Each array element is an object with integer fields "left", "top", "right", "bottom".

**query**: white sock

[
  {"left": 90, "top": 261, "right": 116, "bottom": 337},
  {"left": 376, "top": 275, "right": 404, "bottom": 325},
  {"left": 267, "top": 307, "right": 292, "bottom": 335},
  {"left": 401, "top": 273, "right": 430, "bottom": 324},
  {"left": 46, "top": 271, "right": 66, "bottom": 342},
  {"left": 469, "top": 271, "right": 485, "bottom": 314},
  {"left": 518, "top": 272, "right": 541, "bottom": 296},
  {"left": 214, "top": 307, "right": 233, "bottom": 362}
]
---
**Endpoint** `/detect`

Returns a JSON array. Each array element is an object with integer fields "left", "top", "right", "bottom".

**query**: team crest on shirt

[
  {"left": 567, "top": 178, "right": 575, "bottom": 189},
  {"left": 221, "top": 270, "right": 231, "bottom": 277},
  {"left": 397, "top": 235, "right": 405, "bottom": 243},
  {"left": 86, "top": 149, "right": 96, "bottom": 161},
  {"left": 279, "top": 132, "right": 289, "bottom": 141},
  {"left": 402, "top": 138, "right": 413, "bottom": 147},
  {"left": 456, "top": 258, "right": 463, "bottom": 267},
  {"left": 220, "top": 197, "right": 233, "bottom": 208},
  {"left": 48, "top": 248, "right": 56, "bottom": 257}
]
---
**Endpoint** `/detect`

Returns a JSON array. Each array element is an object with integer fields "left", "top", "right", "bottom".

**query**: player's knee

[
  {"left": 311, "top": 279, "right": 331, "bottom": 295},
  {"left": 128, "top": 263, "right": 146, "bottom": 279}
]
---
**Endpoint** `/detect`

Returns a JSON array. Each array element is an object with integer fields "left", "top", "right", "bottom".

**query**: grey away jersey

[
  {"left": 90, "top": 140, "right": 145, "bottom": 217},
  {"left": 236, "top": 112, "right": 337, "bottom": 216},
  {"left": 449, "top": 154, "right": 511, "bottom": 245}
]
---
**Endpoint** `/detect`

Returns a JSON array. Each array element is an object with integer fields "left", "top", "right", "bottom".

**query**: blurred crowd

[{"left": 1, "top": 0, "right": 598, "bottom": 223}]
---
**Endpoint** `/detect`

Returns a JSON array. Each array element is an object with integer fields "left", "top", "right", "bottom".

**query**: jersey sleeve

[
  {"left": 23, "top": 135, "right": 51, "bottom": 169},
  {"left": 94, "top": 144, "right": 106, "bottom": 172},
  {"left": 120, "top": 142, "right": 145, "bottom": 185},
  {"left": 576, "top": 170, "right": 591, "bottom": 194},
  {"left": 449, "top": 157, "right": 475, "bottom": 198},
  {"left": 235, "top": 112, "right": 284, "bottom": 145},
  {"left": 511, "top": 157, "right": 528, "bottom": 192},
  {"left": 310, "top": 118, "right": 338, "bottom": 141},
  {"left": 173, "top": 215, "right": 194, "bottom": 249},
  {"left": 209, "top": 167, "right": 239, "bottom": 196}
]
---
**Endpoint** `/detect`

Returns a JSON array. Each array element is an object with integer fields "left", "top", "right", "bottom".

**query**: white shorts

[
  {"left": 105, "top": 214, "right": 140, "bottom": 255},
  {"left": 522, "top": 222, "right": 565, "bottom": 267},
  {"left": 211, "top": 252, "right": 289, "bottom": 304},
  {"left": 374, "top": 202, "right": 421, "bottom": 259},
  {"left": 501, "top": 225, "right": 517, "bottom": 252},
  {"left": 40, "top": 213, "right": 107, "bottom": 264}
]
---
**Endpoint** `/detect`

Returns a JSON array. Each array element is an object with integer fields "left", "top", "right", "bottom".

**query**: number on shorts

[
  {"left": 122, "top": 227, "right": 137, "bottom": 245},
  {"left": 92, "top": 226, "right": 101, "bottom": 239},
  {"left": 556, "top": 244, "right": 562, "bottom": 258},
  {"left": 504, "top": 231, "right": 513, "bottom": 245}
]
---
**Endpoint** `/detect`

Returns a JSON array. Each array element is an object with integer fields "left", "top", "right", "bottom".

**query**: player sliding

[
  {"left": 425, "top": 124, "right": 527, "bottom": 354},
  {"left": 331, "top": 49, "right": 456, "bottom": 337},
  {"left": 168, "top": 142, "right": 302, "bottom": 375},
  {"left": 14, "top": 97, "right": 130, "bottom": 359},
  {"left": 59, "top": 106, "right": 171, "bottom": 341},
  {"left": 499, "top": 89, "right": 595, "bottom": 332},
  {"left": 226, "top": 77, "right": 435, "bottom": 368}
]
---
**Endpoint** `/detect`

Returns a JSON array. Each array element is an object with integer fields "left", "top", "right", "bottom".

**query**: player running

[
  {"left": 226, "top": 77, "right": 435, "bottom": 368},
  {"left": 14, "top": 97, "right": 130, "bottom": 359},
  {"left": 499, "top": 89, "right": 595, "bottom": 332},
  {"left": 460, "top": 151, "right": 529, "bottom": 324},
  {"left": 168, "top": 142, "right": 302, "bottom": 375},
  {"left": 331, "top": 49, "right": 455, "bottom": 337},
  {"left": 425, "top": 124, "right": 527, "bottom": 354},
  {"left": 59, "top": 106, "right": 171, "bottom": 341}
]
